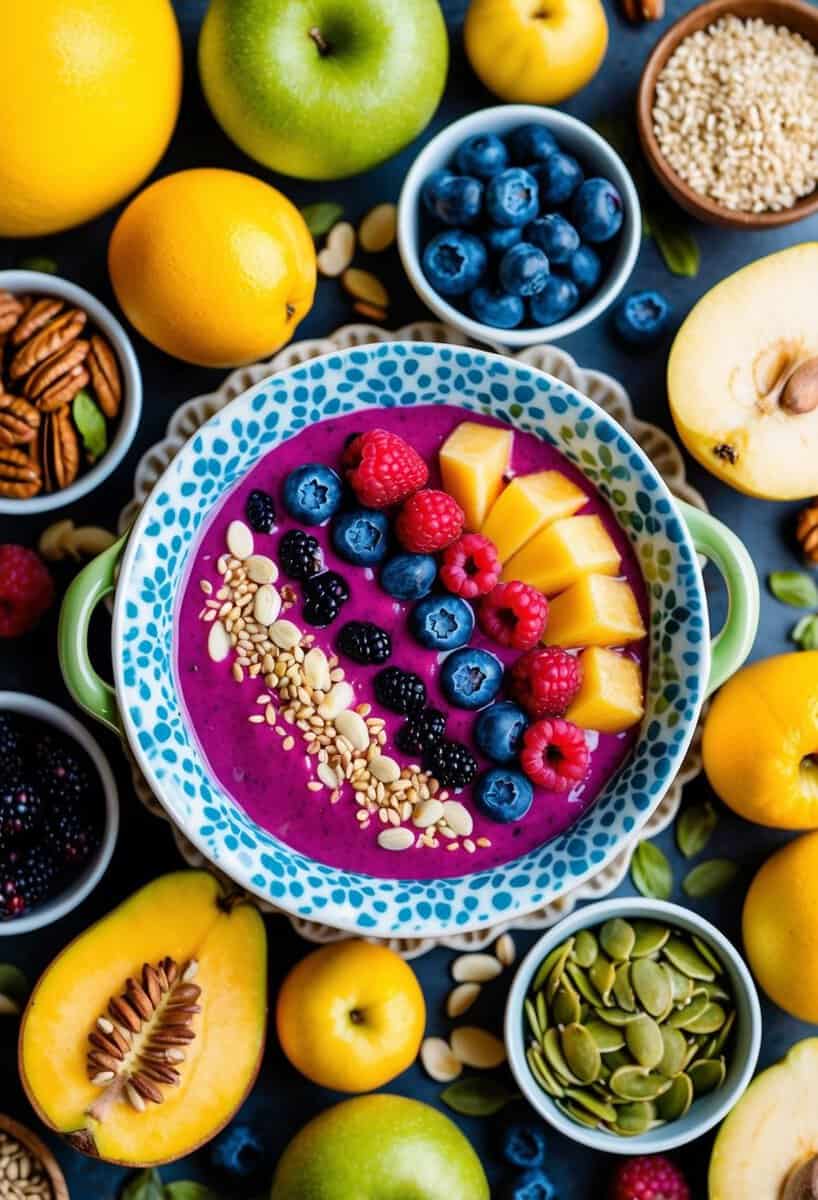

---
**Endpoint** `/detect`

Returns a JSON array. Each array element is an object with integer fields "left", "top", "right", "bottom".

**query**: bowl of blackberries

[
  {"left": 398, "top": 105, "right": 641, "bottom": 347},
  {"left": 0, "top": 693, "right": 118, "bottom": 932}
]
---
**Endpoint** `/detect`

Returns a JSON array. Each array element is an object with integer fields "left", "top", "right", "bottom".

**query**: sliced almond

[
  {"left": 226, "top": 519, "right": 253, "bottom": 561},
  {"left": 317, "top": 221, "right": 356, "bottom": 277},
  {"left": 303, "top": 646, "right": 331, "bottom": 691},
  {"left": 341, "top": 268, "right": 389, "bottom": 309},
  {"left": 207, "top": 621, "right": 231, "bottom": 663},
  {"left": 318, "top": 681, "right": 354, "bottom": 720},
  {"left": 253, "top": 584, "right": 281, "bottom": 627},
  {"left": 370, "top": 754, "right": 400, "bottom": 783},
  {"left": 335, "top": 709, "right": 369, "bottom": 752},
  {"left": 269, "top": 619, "right": 300, "bottom": 650},
  {"left": 377, "top": 827, "right": 415, "bottom": 851},
  {"left": 442, "top": 800, "right": 473, "bottom": 838},
  {"left": 495, "top": 932, "right": 516, "bottom": 968},
  {"left": 450, "top": 1026, "right": 507, "bottom": 1070},
  {"left": 452, "top": 953, "right": 504, "bottom": 984},
  {"left": 447, "top": 982, "right": 481, "bottom": 1019},
  {"left": 420, "top": 1037, "right": 462, "bottom": 1083},
  {"left": 245, "top": 554, "right": 278, "bottom": 585},
  {"left": 412, "top": 799, "right": 444, "bottom": 829},
  {"left": 317, "top": 762, "right": 340, "bottom": 790},
  {"left": 358, "top": 203, "right": 397, "bottom": 254}
]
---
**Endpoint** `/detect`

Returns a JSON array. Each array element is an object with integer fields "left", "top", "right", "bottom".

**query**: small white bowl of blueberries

[{"left": 398, "top": 105, "right": 643, "bottom": 347}]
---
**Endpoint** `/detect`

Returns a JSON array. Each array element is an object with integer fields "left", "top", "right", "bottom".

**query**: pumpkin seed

[
  {"left": 611, "top": 1100, "right": 655, "bottom": 1135},
  {"left": 692, "top": 935, "right": 725, "bottom": 976},
  {"left": 613, "top": 963, "right": 636, "bottom": 1012},
  {"left": 600, "top": 918, "right": 636, "bottom": 962},
  {"left": 590, "top": 955, "right": 616, "bottom": 1004},
  {"left": 701, "top": 980, "right": 730, "bottom": 1003},
  {"left": 657, "top": 1072, "right": 694, "bottom": 1121},
  {"left": 663, "top": 936, "right": 716, "bottom": 981},
  {"left": 525, "top": 998, "right": 542, "bottom": 1042},
  {"left": 586, "top": 1020, "right": 625, "bottom": 1053},
  {"left": 666, "top": 964, "right": 694, "bottom": 1005},
  {"left": 684, "top": 1002, "right": 726, "bottom": 1036},
  {"left": 532, "top": 939, "right": 574, "bottom": 993},
  {"left": 709, "top": 1009, "right": 736, "bottom": 1057},
  {"left": 535, "top": 989, "right": 548, "bottom": 1036},
  {"left": 565, "top": 962, "right": 604, "bottom": 1008},
  {"left": 543, "top": 1028, "right": 582, "bottom": 1085},
  {"left": 552, "top": 986, "right": 581, "bottom": 1028},
  {"left": 561, "top": 1023, "right": 601, "bottom": 1084},
  {"left": 605, "top": 1048, "right": 635, "bottom": 1073},
  {"left": 626, "top": 1014, "right": 665, "bottom": 1069},
  {"left": 593, "top": 1005, "right": 643, "bottom": 1027},
  {"left": 688, "top": 1057, "right": 726, "bottom": 1095},
  {"left": 631, "top": 840, "right": 673, "bottom": 900},
  {"left": 610, "top": 1066, "right": 672, "bottom": 1101},
  {"left": 527, "top": 1047, "right": 564, "bottom": 1098},
  {"left": 667, "top": 993, "right": 710, "bottom": 1029},
  {"left": 631, "top": 920, "right": 671, "bottom": 958},
  {"left": 631, "top": 958, "right": 672, "bottom": 1018},
  {"left": 556, "top": 1099, "right": 600, "bottom": 1129},
  {"left": 565, "top": 1087, "right": 617, "bottom": 1123},
  {"left": 573, "top": 929, "right": 599, "bottom": 968},
  {"left": 657, "top": 1026, "right": 688, "bottom": 1077},
  {"left": 546, "top": 941, "right": 575, "bottom": 1001}
]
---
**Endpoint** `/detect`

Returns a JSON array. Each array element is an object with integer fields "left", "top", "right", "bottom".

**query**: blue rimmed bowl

[{"left": 58, "top": 342, "right": 758, "bottom": 938}]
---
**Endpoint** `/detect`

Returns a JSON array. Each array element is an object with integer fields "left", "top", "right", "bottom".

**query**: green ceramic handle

[
  {"left": 58, "top": 533, "right": 128, "bottom": 736},
  {"left": 678, "top": 500, "right": 759, "bottom": 697}
]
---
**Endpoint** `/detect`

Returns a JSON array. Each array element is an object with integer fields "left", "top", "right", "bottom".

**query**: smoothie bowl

[{"left": 58, "top": 343, "right": 757, "bottom": 938}]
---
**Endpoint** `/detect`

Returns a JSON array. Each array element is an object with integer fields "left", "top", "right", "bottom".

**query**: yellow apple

[{"left": 464, "top": 0, "right": 608, "bottom": 105}]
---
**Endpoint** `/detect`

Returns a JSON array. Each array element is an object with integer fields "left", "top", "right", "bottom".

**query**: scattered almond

[
  {"left": 245, "top": 554, "right": 278, "bottom": 585},
  {"left": 303, "top": 646, "right": 331, "bottom": 691},
  {"left": 452, "top": 953, "right": 504, "bottom": 984},
  {"left": 447, "top": 982, "right": 481, "bottom": 1019},
  {"left": 495, "top": 933, "right": 516, "bottom": 967},
  {"left": 253, "top": 584, "right": 281, "bottom": 627},
  {"left": 412, "top": 798, "right": 445, "bottom": 829},
  {"left": 335, "top": 709, "right": 369, "bottom": 752},
  {"left": 358, "top": 203, "right": 397, "bottom": 253},
  {"left": 269, "top": 619, "right": 300, "bottom": 650},
  {"left": 38, "top": 518, "right": 115, "bottom": 561},
  {"left": 318, "top": 681, "right": 354, "bottom": 720},
  {"left": 353, "top": 301, "right": 388, "bottom": 322},
  {"left": 317, "top": 221, "right": 356, "bottom": 277},
  {"left": 442, "top": 800, "right": 473, "bottom": 838},
  {"left": 207, "top": 620, "right": 231, "bottom": 663},
  {"left": 226, "top": 519, "right": 253, "bottom": 561},
  {"left": 342, "top": 268, "right": 389, "bottom": 309},
  {"left": 450, "top": 1026, "right": 507, "bottom": 1070},
  {"left": 420, "top": 1036, "right": 463, "bottom": 1083},
  {"left": 370, "top": 754, "right": 401, "bottom": 783},
  {"left": 377, "top": 827, "right": 415, "bottom": 851}
]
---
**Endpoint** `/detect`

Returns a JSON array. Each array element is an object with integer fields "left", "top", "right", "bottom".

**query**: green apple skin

[
  {"left": 199, "top": 0, "right": 449, "bottom": 181},
  {"left": 270, "top": 1094, "right": 490, "bottom": 1200}
]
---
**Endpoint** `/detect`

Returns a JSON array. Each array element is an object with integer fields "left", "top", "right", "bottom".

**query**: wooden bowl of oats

[{"left": 636, "top": 0, "right": 818, "bottom": 228}]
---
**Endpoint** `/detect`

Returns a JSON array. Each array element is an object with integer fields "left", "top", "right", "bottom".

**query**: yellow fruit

[
  {"left": 703, "top": 651, "right": 818, "bottom": 829},
  {"left": 503, "top": 514, "right": 620, "bottom": 594},
  {"left": 481, "top": 471, "right": 586, "bottom": 563},
  {"left": 464, "top": 0, "right": 608, "bottom": 105},
  {"left": 276, "top": 941, "right": 426, "bottom": 1094},
  {"left": 108, "top": 169, "right": 316, "bottom": 367},
  {"left": 0, "top": 0, "right": 181, "bottom": 237},
  {"left": 546, "top": 574, "right": 645, "bottom": 648},
  {"left": 567, "top": 647, "right": 644, "bottom": 733},
  {"left": 744, "top": 833, "right": 818, "bottom": 1022},
  {"left": 668, "top": 245, "right": 818, "bottom": 500},
  {"left": 439, "top": 422, "right": 513, "bottom": 530}
]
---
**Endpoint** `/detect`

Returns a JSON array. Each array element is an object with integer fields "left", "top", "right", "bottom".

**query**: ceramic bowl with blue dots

[{"left": 60, "top": 342, "right": 758, "bottom": 938}]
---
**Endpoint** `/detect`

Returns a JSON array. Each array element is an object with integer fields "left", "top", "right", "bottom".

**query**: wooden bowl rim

[
  {"left": 636, "top": 0, "right": 818, "bottom": 229},
  {"left": 0, "top": 1113, "right": 69, "bottom": 1200}
]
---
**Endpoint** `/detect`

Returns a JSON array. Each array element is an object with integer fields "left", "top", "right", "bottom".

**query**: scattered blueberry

[
  {"left": 474, "top": 701, "right": 529, "bottom": 764},
  {"left": 337, "top": 621, "right": 391, "bottom": 665},
  {"left": 380, "top": 553, "right": 437, "bottom": 601},
  {"left": 499, "top": 243, "right": 550, "bottom": 298},
  {"left": 475, "top": 768, "right": 534, "bottom": 822},
  {"left": 422, "top": 170, "right": 483, "bottom": 225},
  {"left": 374, "top": 667, "right": 427, "bottom": 715},
  {"left": 278, "top": 529, "right": 323, "bottom": 580},
  {"left": 613, "top": 289, "right": 672, "bottom": 346},
  {"left": 531, "top": 153, "right": 584, "bottom": 206},
  {"left": 422, "top": 230, "right": 487, "bottom": 296},
  {"left": 565, "top": 244, "right": 602, "bottom": 295},
  {"left": 245, "top": 488, "right": 276, "bottom": 534},
  {"left": 410, "top": 595, "right": 474, "bottom": 651},
  {"left": 470, "top": 287, "right": 525, "bottom": 330},
  {"left": 485, "top": 168, "right": 539, "bottom": 227},
  {"left": 502, "top": 1122, "right": 547, "bottom": 1170},
  {"left": 426, "top": 739, "right": 479, "bottom": 788},
  {"left": 396, "top": 707, "right": 447, "bottom": 757},
  {"left": 210, "top": 1122, "right": 266, "bottom": 1181},
  {"left": 332, "top": 508, "right": 390, "bottom": 566},
  {"left": 572, "top": 177, "right": 624, "bottom": 243},
  {"left": 455, "top": 133, "right": 509, "bottom": 179},
  {"left": 440, "top": 647, "right": 503, "bottom": 710},
  {"left": 302, "top": 571, "right": 349, "bottom": 627},
  {"left": 530, "top": 276, "right": 580, "bottom": 326},
  {"left": 508, "top": 123, "right": 559, "bottom": 164},
  {"left": 283, "top": 464, "right": 343, "bottom": 525},
  {"left": 500, "top": 1168, "right": 557, "bottom": 1200},
  {"left": 526, "top": 214, "right": 580, "bottom": 265}
]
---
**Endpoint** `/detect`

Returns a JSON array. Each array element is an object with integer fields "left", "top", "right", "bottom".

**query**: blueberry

[
  {"left": 454, "top": 133, "right": 509, "bottom": 179},
  {"left": 422, "top": 230, "right": 487, "bottom": 296},
  {"left": 526, "top": 214, "right": 580, "bottom": 265},
  {"left": 530, "top": 153, "right": 584, "bottom": 206},
  {"left": 381, "top": 553, "right": 437, "bottom": 601},
  {"left": 210, "top": 1122, "right": 266, "bottom": 1180},
  {"left": 474, "top": 701, "right": 529, "bottom": 764},
  {"left": 469, "top": 287, "right": 525, "bottom": 330},
  {"left": 613, "top": 289, "right": 672, "bottom": 346},
  {"left": 508, "top": 123, "right": 559, "bottom": 164},
  {"left": 282, "top": 464, "right": 342, "bottom": 525},
  {"left": 572, "top": 177, "right": 624, "bottom": 243},
  {"left": 499, "top": 243, "right": 550, "bottom": 298},
  {"left": 474, "top": 768, "right": 534, "bottom": 822},
  {"left": 565, "top": 245, "right": 602, "bottom": 295},
  {"left": 421, "top": 170, "right": 483, "bottom": 225},
  {"left": 500, "top": 1168, "right": 557, "bottom": 1200},
  {"left": 332, "top": 508, "right": 390, "bottom": 566},
  {"left": 410, "top": 595, "right": 474, "bottom": 651},
  {"left": 485, "top": 168, "right": 539, "bottom": 228},
  {"left": 440, "top": 647, "right": 503, "bottom": 710},
  {"left": 530, "top": 276, "right": 580, "bottom": 326},
  {"left": 502, "top": 1122, "right": 547, "bottom": 1169},
  {"left": 482, "top": 224, "right": 523, "bottom": 257}
]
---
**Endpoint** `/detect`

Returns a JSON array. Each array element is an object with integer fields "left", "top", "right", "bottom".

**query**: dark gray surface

[{"left": 1, "top": 0, "right": 816, "bottom": 1195}]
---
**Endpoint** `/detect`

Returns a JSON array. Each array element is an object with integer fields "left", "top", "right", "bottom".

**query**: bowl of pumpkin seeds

[{"left": 505, "top": 898, "right": 761, "bottom": 1153}]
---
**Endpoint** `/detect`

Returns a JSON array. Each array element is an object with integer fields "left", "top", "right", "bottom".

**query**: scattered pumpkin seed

[
  {"left": 676, "top": 800, "right": 719, "bottom": 858},
  {"left": 683, "top": 859, "right": 739, "bottom": 898},
  {"left": 631, "top": 840, "right": 673, "bottom": 899}
]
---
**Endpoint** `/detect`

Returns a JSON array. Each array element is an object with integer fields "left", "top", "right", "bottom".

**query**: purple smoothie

[{"left": 175, "top": 406, "right": 648, "bottom": 880}]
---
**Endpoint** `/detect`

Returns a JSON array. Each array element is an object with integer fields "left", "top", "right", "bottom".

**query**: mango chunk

[
  {"left": 567, "top": 647, "right": 645, "bottom": 733},
  {"left": 481, "top": 471, "right": 586, "bottom": 562},
  {"left": 502, "top": 514, "right": 621, "bottom": 594},
  {"left": 546, "top": 574, "right": 646, "bottom": 648},
  {"left": 439, "top": 421, "right": 513, "bottom": 530}
]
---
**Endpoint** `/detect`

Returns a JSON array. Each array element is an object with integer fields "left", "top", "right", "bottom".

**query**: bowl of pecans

[
  {"left": 636, "top": 0, "right": 818, "bottom": 228},
  {"left": 0, "top": 271, "right": 142, "bottom": 514}
]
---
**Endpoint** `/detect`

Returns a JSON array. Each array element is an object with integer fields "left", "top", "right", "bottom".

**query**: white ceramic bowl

[
  {"left": 0, "top": 692, "right": 119, "bottom": 934},
  {"left": 397, "top": 105, "right": 641, "bottom": 348},
  {"left": 505, "top": 897, "right": 762, "bottom": 1154},
  {"left": 0, "top": 270, "right": 142, "bottom": 515}
]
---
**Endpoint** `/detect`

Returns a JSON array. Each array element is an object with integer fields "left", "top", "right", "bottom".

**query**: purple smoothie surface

[{"left": 175, "top": 405, "right": 649, "bottom": 880}]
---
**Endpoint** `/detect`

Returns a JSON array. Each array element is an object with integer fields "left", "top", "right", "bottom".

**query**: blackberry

[
  {"left": 34, "top": 736, "right": 92, "bottom": 807},
  {"left": 302, "top": 571, "right": 349, "bottom": 628},
  {"left": 0, "top": 777, "right": 42, "bottom": 848},
  {"left": 426, "top": 739, "right": 478, "bottom": 789},
  {"left": 0, "top": 844, "right": 61, "bottom": 919},
  {"left": 336, "top": 622, "right": 391, "bottom": 665},
  {"left": 395, "top": 708, "right": 447, "bottom": 757},
  {"left": 0, "top": 714, "right": 22, "bottom": 775},
  {"left": 374, "top": 667, "right": 426, "bottom": 715},
  {"left": 279, "top": 529, "right": 323, "bottom": 580},
  {"left": 245, "top": 488, "right": 277, "bottom": 534},
  {"left": 45, "top": 802, "right": 98, "bottom": 868}
]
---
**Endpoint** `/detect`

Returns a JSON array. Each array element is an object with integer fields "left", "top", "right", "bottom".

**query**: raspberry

[
  {"left": 343, "top": 428, "right": 428, "bottom": 509},
  {"left": 611, "top": 1156, "right": 690, "bottom": 1200},
  {"left": 479, "top": 581, "right": 548, "bottom": 650},
  {"left": 0, "top": 545, "right": 55, "bottom": 639},
  {"left": 395, "top": 490, "right": 464, "bottom": 554},
  {"left": 508, "top": 646, "right": 581, "bottom": 718},
  {"left": 440, "top": 534, "right": 501, "bottom": 599},
  {"left": 520, "top": 718, "right": 590, "bottom": 792}
]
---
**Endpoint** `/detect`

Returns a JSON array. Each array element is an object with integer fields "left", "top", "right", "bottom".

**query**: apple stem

[{"left": 309, "top": 26, "right": 331, "bottom": 55}]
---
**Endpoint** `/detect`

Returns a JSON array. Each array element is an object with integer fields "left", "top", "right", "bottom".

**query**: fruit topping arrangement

[{"left": 420, "top": 123, "right": 625, "bottom": 330}]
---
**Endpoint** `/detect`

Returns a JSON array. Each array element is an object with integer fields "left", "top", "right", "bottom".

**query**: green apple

[
  {"left": 270, "top": 1094, "right": 490, "bottom": 1200},
  {"left": 199, "top": 0, "right": 449, "bottom": 181}
]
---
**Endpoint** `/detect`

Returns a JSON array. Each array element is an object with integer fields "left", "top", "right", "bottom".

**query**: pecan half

[
  {"left": 0, "top": 395, "right": 40, "bottom": 446},
  {"left": 10, "top": 296, "right": 64, "bottom": 346},
  {"left": 0, "top": 291, "right": 24, "bottom": 336},
  {"left": 8, "top": 307, "right": 86, "bottom": 381},
  {"left": 24, "top": 339, "right": 90, "bottom": 411},
  {"left": 87, "top": 334, "right": 122, "bottom": 419},
  {"left": 0, "top": 445, "right": 41, "bottom": 499},
  {"left": 40, "top": 406, "right": 81, "bottom": 492}
]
